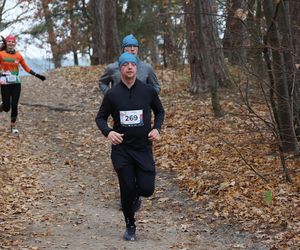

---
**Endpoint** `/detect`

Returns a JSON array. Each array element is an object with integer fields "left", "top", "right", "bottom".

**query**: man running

[
  {"left": 95, "top": 52, "right": 164, "bottom": 241},
  {"left": 99, "top": 34, "right": 160, "bottom": 95}
]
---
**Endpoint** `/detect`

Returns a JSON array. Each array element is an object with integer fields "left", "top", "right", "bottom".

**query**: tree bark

[
  {"left": 290, "top": 1, "right": 300, "bottom": 60},
  {"left": 184, "top": 0, "right": 207, "bottom": 93},
  {"left": 263, "top": 0, "right": 299, "bottom": 153},
  {"left": 67, "top": 0, "right": 79, "bottom": 66},
  {"left": 289, "top": 0, "right": 300, "bottom": 138},
  {"left": 196, "top": 0, "right": 222, "bottom": 116},
  {"left": 90, "top": 0, "right": 119, "bottom": 65},
  {"left": 223, "top": 0, "right": 248, "bottom": 65},
  {"left": 41, "top": 0, "right": 62, "bottom": 68},
  {"left": 247, "top": 0, "right": 264, "bottom": 74},
  {"left": 160, "top": 1, "right": 179, "bottom": 69},
  {"left": 184, "top": 0, "right": 229, "bottom": 94}
]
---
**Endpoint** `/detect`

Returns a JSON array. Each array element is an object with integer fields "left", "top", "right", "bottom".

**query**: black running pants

[
  {"left": 111, "top": 145, "right": 156, "bottom": 225},
  {"left": 1, "top": 84, "right": 21, "bottom": 122}
]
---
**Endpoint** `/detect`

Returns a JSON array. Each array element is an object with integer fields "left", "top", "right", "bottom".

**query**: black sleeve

[
  {"left": 99, "top": 64, "right": 115, "bottom": 94},
  {"left": 99, "top": 68, "right": 111, "bottom": 94},
  {"left": 95, "top": 93, "right": 113, "bottom": 137},
  {"left": 29, "top": 70, "right": 46, "bottom": 81},
  {"left": 150, "top": 89, "right": 165, "bottom": 132},
  {"left": 146, "top": 63, "right": 161, "bottom": 94},
  {"left": 29, "top": 70, "right": 36, "bottom": 76}
]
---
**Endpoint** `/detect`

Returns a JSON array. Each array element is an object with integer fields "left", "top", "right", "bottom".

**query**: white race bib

[
  {"left": 120, "top": 109, "right": 144, "bottom": 127},
  {"left": 1, "top": 72, "right": 19, "bottom": 84},
  {"left": 6, "top": 75, "right": 17, "bottom": 82},
  {"left": 0, "top": 76, "right": 7, "bottom": 85}
]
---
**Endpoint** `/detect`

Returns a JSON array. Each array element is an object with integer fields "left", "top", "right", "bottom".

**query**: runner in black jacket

[{"left": 95, "top": 52, "right": 164, "bottom": 241}]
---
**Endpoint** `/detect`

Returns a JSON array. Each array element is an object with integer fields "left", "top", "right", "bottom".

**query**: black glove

[
  {"left": 35, "top": 73, "right": 46, "bottom": 81},
  {"left": 29, "top": 70, "right": 46, "bottom": 81}
]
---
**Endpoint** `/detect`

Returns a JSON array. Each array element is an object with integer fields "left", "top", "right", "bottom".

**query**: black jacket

[{"left": 95, "top": 79, "right": 164, "bottom": 149}]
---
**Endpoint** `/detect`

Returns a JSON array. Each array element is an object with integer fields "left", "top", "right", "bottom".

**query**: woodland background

[{"left": 0, "top": 0, "right": 299, "bottom": 249}]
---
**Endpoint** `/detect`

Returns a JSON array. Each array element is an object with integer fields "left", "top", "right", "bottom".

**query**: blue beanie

[
  {"left": 121, "top": 34, "right": 139, "bottom": 48},
  {"left": 118, "top": 52, "right": 138, "bottom": 67}
]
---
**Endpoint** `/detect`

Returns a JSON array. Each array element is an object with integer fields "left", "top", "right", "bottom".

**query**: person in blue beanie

[
  {"left": 99, "top": 34, "right": 160, "bottom": 95},
  {"left": 95, "top": 52, "right": 164, "bottom": 241}
]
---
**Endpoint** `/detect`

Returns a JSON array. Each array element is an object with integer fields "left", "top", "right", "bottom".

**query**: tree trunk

[
  {"left": 289, "top": 0, "right": 300, "bottom": 138},
  {"left": 290, "top": 1, "right": 300, "bottom": 60},
  {"left": 247, "top": 0, "right": 264, "bottom": 75},
  {"left": 184, "top": 0, "right": 207, "bottom": 93},
  {"left": 90, "top": 0, "right": 119, "bottom": 65},
  {"left": 41, "top": 0, "right": 62, "bottom": 68},
  {"left": 184, "top": 0, "right": 229, "bottom": 94},
  {"left": 148, "top": 36, "right": 160, "bottom": 65},
  {"left": 223, "top": 0, "right": 248, "bottom": 65},
  {"left": 126, "top": 0, "right": 141, "bottom": 22},
  {"left": 67, "top": 0, "right": 79, "bottom": 66},
  {"left": 263, "top": 0, "right": 299, "bottom": 153},
  {"left": 196, "top": 0, "right": 222, "bottom": 116},
  {"left": 160, "top": 1, "right": 179, "bottom": 69}
]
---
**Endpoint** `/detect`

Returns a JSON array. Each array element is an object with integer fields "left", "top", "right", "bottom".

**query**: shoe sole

[{"left": 123, "top": 234, "right": 136, "bottom": 241}]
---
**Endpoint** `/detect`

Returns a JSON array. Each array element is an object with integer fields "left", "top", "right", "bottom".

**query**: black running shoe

[{"left": 123, "top": 225, "right": 136, "bottom": 241}]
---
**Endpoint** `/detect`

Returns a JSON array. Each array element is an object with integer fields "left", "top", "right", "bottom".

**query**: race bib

[
  {"left": 0, "top": 76, "right": 7, "bottom": 85},
  {"left": 120, "top": 109, "right": 144, "bottom": 127},
  {"left": 6, "top": 75, "right": 17, "bottom": 83},
  {"left": 0, "top": 72, "right": 19, "bottom": 84}
]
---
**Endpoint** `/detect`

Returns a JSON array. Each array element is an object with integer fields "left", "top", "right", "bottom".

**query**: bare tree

[
  {"left": 159, "top": 1, "right": 180, "bottom": 69},
  {"left": 67, "top": 0, "right": 79, "bottom": 66},
  {"left": 247, "top": 0, "right": 264, "bottom": 75},
  {"left": 223, "top": 0, "right": 248, "bottom": 65},
  {"left": 263, "top": 0, "right": 299, "bottom": 154},
  {"left": 290, "top": 0, "right": 300, "bottom": 60},
  {"left": 184, "top": 0, "right": 229, "bottom": 94},
  {"left": 41, "top": 0, "right": 62, "bottom": 68},
  {"left": 90, "top": 0, "right": 119, "bottom": 65},
  {"left": 0, "top": 0, "right": 32, "bottom": 32},
  {"left": 184, "top": 0, "right": 223, "bottom": 116},
  {"left": 184, "top": 0, "right": 206, "bottom": 92}
]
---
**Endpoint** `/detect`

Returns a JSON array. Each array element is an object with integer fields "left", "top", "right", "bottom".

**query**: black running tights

[
  {"left": 1, "top": 84, "right": 21, "bottom": 123},
  {"left": 117, "top": 165, "right": 155, "bottom": 226}
]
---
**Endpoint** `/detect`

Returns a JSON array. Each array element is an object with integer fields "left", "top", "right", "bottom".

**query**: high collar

[
  {"left": 6, "top": 49, "right": 16, "bottom": 54},
  {"left": 120, "top": 78, "right": 138, "bottom": 90}
]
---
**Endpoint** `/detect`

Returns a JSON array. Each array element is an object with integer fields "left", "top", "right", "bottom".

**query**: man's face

[
  {"left": 120, "top": 62, "right": 137, "bottom": 80},
  {"left": 123, "top": 45, "right": 139, "bottom": 55}
]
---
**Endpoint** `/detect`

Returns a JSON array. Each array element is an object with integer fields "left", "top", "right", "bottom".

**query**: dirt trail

[{"left": 1, "top": 69, "right": 268, "bottom": 249}]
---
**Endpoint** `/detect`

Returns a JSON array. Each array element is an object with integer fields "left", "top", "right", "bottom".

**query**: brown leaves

[
  {"left": 154, "top": 68, "right": 300, "bottom": 249},
  {"left": 0, "top": 65, "right": 299, "bottom": 249},
  {"left": 0, "top": 136, "right": 45, "bottom": 248}
]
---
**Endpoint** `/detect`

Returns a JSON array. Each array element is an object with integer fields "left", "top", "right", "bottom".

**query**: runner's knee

[
  {"left": 139, "top": 185, "right": 155, "bottom": 197},
  {"left": 2, "top": 104, "right": 10, "bottom": 112}
]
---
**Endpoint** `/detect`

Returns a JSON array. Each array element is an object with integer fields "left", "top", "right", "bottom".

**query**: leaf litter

[{"left": 0, "top": 65, "right": 298, "bottom": 249}]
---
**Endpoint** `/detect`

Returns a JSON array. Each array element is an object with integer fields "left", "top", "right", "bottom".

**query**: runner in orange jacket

[{"left": 0, "top": 35, "right": 46, "bottom": 134}]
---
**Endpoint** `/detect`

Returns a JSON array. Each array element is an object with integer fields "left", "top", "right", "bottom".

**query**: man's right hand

[{"left": 108, "top": 131, "right": 124, "bottom": 145}]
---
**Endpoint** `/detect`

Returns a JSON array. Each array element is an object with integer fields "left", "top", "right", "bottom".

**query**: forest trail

[{"left": 0, "top": 67, "right": 268, "bottom": 249}]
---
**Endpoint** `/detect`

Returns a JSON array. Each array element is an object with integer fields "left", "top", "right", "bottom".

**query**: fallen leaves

[
  {"left": 0, "top": 65, "right": 299, "bottom": 249},
  {"left": 154, "top": 68, "right": 300, "bottom": 249}
]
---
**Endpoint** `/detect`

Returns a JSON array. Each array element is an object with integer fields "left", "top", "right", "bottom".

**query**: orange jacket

[{"left": 0, "top": 50, "right": 31, "bottom": 76}]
